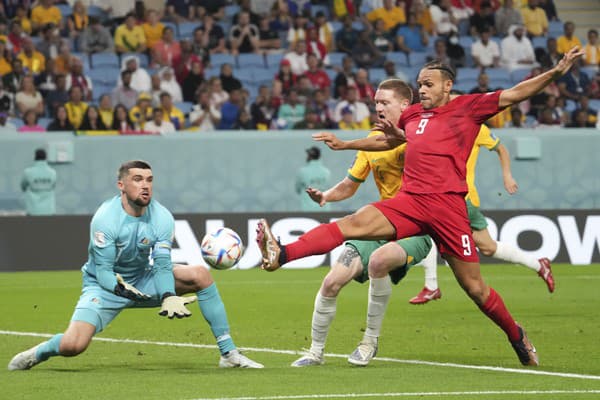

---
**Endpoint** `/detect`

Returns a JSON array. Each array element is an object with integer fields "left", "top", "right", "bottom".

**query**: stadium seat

[
  {"left": 56, "top": 4, "right": 72, "bottom": 18},
  {"left": 386, "top": 51, "right": 409, "bottom": 67},
  {"left": 119, "top": 52, "right": 148, "bottom": 68},
  {"left": 224, "top": 4, "right": 241, "bottom": 19},
  {"left": 265, "top": 53, "right": 284, "bottom": 69},
  {"left": 90, "top": 52, "right": 119, "bottom": 69},
  {"left": 236, "top": 53, "right": 266, "bottom": 69},
  {"left": 511, "top": 68, "right": 531, "bottom": 84},
  {"left": 38, "top": 117, "right": 52, "bottom": 129},
  {"left": 548, "top": 21, "right": 563, "bottom": 38},
  {"left": 352, "top": 21, "right": 366, "bottom": 31},
  {"left": 330, "top": 21, "right": 343, "bottom": 33},
  {"left": 408, "top": 52, "right": 428, "bottom": 67},
  {"left": 175, "top": 102, "right": 194, "bottom": 115},
  {"left": 209, "top": 53, "right": 236, "bottom": 69},
  {"left": 311, "top": 4, "right": 330, "bottom": 18},
  {"left": 531, "top": 36, "right": 547, "bottom": 49},
  {"left": 582, "top": 66, "right": 598, "bottom": 78},
  {"left": 178, "top": 22, "right": 200, "bottom": 40},
  {"left": 163, "top": 21, "right": 179, "bottom": 37},
  {"left": 327, "top": 52, "right": 346, "bottom": 69},
  {"left": 71, "top": 52, "right": 91, "bottom": 72},
  {"left": 452, "top": 80, "right": 477, "bottom": 93},
  {"left": 203, "top": 66, "right": 221, "bottom": 79},
  {"left": 455, "top": 67, "right": 481, "bottom": 83},
  {"left": 87, "top": 6, "right": 109, "bottom": 24},
  {"left": 589, "top": 99, "right": 600, "bottom": 111},
  {"left": 89, "top": 67, "right": 121, "bottom": 85},
  {"left": 369, "top": 68, "right": 387, "bottom": 84},
  {"left": 485, "top": 68, "right": 511, "bottom": 82},
  {"left": 565, "top": 99, "right": 577, "bottom": 112}
]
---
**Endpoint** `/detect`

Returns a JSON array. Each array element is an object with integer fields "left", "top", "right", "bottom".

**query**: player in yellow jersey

[
  {"left": 291, "top": 79, "right": 436, "bottom": 367},
  {"left": 409, "top": 124, "right": 555, "bottom": 304}
]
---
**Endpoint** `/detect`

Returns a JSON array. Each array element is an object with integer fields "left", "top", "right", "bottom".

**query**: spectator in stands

[
  {"left": 306, "top": 25, "right": 329, "bottom": 66},
  {"left": 114, "top": 13, "right": 146, "bottom": 55},
  {"left": 590, "top": 71, "right": 600, "bottom": 99},
  {"left": 543, "top": 94, "right": 567, "bottom": 125},
  {"left": 229, "top": 11, "right": 261, "bottom": 55},
  {"left": 7, "top": 20, "right": 24, "bottom": 55},
  {"left": 175, "top": 40, "right": 202, "bottom": 84},
  {"left": 469, "top": 72, "right": 492, "bottom": 93},
  {"left": 495, "top": 0, "right": 523, "bottom": 37},
  {"left": 142, "top": 9, "right": 165, "bottom": 51},
  {"left": 284, "top": 40, "right": 309, "bottom": 76},
  {"left": 366, "top": 0, "right": 406, "bottom": 33},
  {"left": 429, "top": 0, "right": 459, "bottom": 37},
  {"left": 0, "top": 111, "right": 16, "bottom": 130},
  {"left": 3, "top": 58, "right": 24, "bottom": 94},
  {"left": 219, "top": 63, "right": 242, "bottom": 93},
  {"left": 47, "top": 105, "right": 74, "bottom": 131},
  {"left": 196, "top": 16, "right": 225, "bottom": 57},
  {"left": 128, "top": 92, "right": 153, "bottom": 130},
  {"left": 195, "top": 0, "right": 226, "bottom": 21},
  {"left": 370, "top": 19, "right": 394, "bottom": 53},
  {"left": 314, "top": 11, "right": 334, "bottom": 52},
  {"left": 557, "top": 22, "right": 582, "bottom": 56},
  {"left": 30, "top": 0, "right": 63, "bottom": 34},
  {"left": 353, "top": 68, "right": 375, "bottom": 105},
  {"left": 67, "top": 0, "right": 89, "bottom": 46},
  {"left": 582, "top": 29, "right": 599, "bottom": 67},
  {"left": 520, "top": 0, "right": 548, "bottom": 38},
  {"left": 471, "top": 27, "right": 500, "bottom": 68},
  {"left": 250, "top": 85, "right": 275, "bottom": 130},
  {"left": 383, "top": 59, "right": 409, "bottom": 82},
  {"left": 427, "top": 38, "right": 453, "bottom": 67},
  {"left": 36, "top": 23, "right": 62, "bottom": 63},
  {"left": 15, "top": 75, "right": 44, "bottom": 118},
  {"left": 18, "top": 38, "right": 46, "bottom": 77},
  {"left": 501, "top": 24, "right": 538, "bottom": 71},
  {"left": 558, "top": 60, "right": 591, "bottom": 102},
  {"left": 46, "top": 74, "right": 68, "bottom": 117},
  {"left": 336, "top": 105, "right": 361, "bottom": 130},
  {"left": 112, "top": 103, "right": 135, "bottom": 132},
  {"left": 505, "top": 107, "right": 525, "bottom": 128},
  {"left": 0, "top": 39, "right": 11, "bottom": 77},
  {"left": 65, "top": 86, "right": 88, "bottom": 130},
  {"left": 411, "top": 0, "right": 435, "bottom": 36},
  {"left": 538, "top": 0, "right": 558, "bottom": 22},
  {"left": 66, "top": 58, "right": 93, "bottom": 102},
  {"left": 79, "top": 16, "right": 114, "bottom": 54},
  {"left": 232, "top": 108, "right": 255, "bottom": 130},
  {"left": 537, "top": 37, "right": 562, "bottom": 68},
  {"left": 296, "top": 75, "right": 314, "bottom": 103},
  {"left": 287, "top": 12, "right": 309, "bottom": 46},
  {"left": 574, "top": 96, "right": 598, "bottom": 126},
  {"left": 79, "top": 105, "right": 107, "bottom": 131},
  {"left": 469, "top": 1, "right": 495, "bottom": 36},
  {"left": 112, "top": 70, "right": 138, "bottom": 111},
  {"left": 333, "top": 55, "right": 355, "bottom": 99},
  {"left": 233, "top": 0, "right": 261, "bottom": 26},
  {"left": 567, "top": 109, "right": 595, "bottom": 128},
  {"left": 151, "top": 26, "right": 181, "bottom": 69},
  {"left": 304, "top": 53, "right": 331, "bottom": 92},
  {"left": 34, "top": 57, "right": 56, "bottom": 96},
  {"left": 0, "top": 79, "right": 14, "bottom": 117},
  {"left": 53, "top": 42, "right": 73, "bottom": 77},
  {"left": 275, "top": 59, "right": 297, "bottom": 96},
  {"left": 287, "top": 0, "right": 312, "bottom": 18},
  {"left": 12, "top": 5, "right": 32, "bottom": 36},
  {"left": 535, "top": 107, "right": 561, "bottom": 127},
  {"left": 144, "top": 107, "right": 176, "bottom": 134},
  {"left": 293, "top": 107, "right": 325, "bottom": 130},
  {"left": 333, "top": 86, "right": 370, "bottom": 129},
  {"left": 189, "top": 89, "right": 221, "bottom": 131},
  {"left": 207, "top": 76, "right": 229, "bottom": 110},
  {"left": 18, "top": 109, "right": 45, "bottom": 133},
  {"left": 396, "top": 12, "right": 429, "bottom": 54},
  {"left": 352, "top": 29, "right": 385, "bottom": 69},
  {"left": 119, "top": 55, "right": 151, "bottom": 93},
  {"left": 217, "top": 89, "right": 243, "bottom": 130},
  {"left": 276, "top": 89, "right": 305, "bottom": 129},
  {"left": 450, "top": 0, "right": 475, "bottom": 35},
  {"left": 159, "top": 67, "right": 183, "bottom": 103},
  {"left": 160, "top": 92, "right": 185, "bottom": 130},
  {"left": 98, "top": 94, "right": 114, "bottom": 128},
  {"left": 336, "top": 15, "right": 360, "bottom": 55},
  {"left": 310, "top": 88, "right": 335, "bottom": 129},
  {"left": 182, "top": 60, "right": 205, "bottom": 103},
  {"left": 164, "top": 0, "right": 193, "bottom": 22},
  {"left": 258, "top": 16, "right": 282, "bottom": 54}
]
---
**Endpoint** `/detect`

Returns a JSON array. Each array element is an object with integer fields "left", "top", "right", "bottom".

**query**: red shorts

[{"left": 373, "top": 191, "right": 479, "bottom": 263}]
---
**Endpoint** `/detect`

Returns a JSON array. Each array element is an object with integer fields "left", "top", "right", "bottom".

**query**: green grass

[{"left": 2, "top": 264, "right": 600, "bottom": 400}]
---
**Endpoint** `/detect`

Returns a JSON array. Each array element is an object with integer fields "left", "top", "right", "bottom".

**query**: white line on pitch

[{"left": 2, "top": 329, "right": 600, "bottom": 382}]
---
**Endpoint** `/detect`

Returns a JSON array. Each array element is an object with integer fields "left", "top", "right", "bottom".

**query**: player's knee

[
  {"left": 321, "top": 275, "right": 343, "bottom": 297},
  {"left": 368, "top": 252, "right": 391, "bottom": 276},
  {"left": 478, "top": 244, "right": 495, "bottom": 257},
  {"left": 187, "top": 265, "right": 214, "bottom": 291},
  {"left": 463, "top": 282, "right": 487, "bottom": 304},
  {"left": 60, "top": 336, "right": 90, "bottom": 356}
]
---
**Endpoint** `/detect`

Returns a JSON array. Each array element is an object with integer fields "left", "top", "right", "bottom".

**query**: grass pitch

[{"left": 1, "top": 264, "right": 600, "bottom": 400}]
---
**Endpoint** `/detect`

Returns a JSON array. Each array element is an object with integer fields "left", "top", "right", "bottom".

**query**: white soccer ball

[{"left": 200, "top": 227, "right": 244, "bottom": 270}]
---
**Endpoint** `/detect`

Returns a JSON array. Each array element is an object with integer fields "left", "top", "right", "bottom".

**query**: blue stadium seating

[
  {"left": 236, "top": 53, "right": 266, "bottom": 69},
  {"left": 209, "top": 53, "right": 236, "bottom": 69},
  {"left": 531, "top": 36, "right": 548, "bottom": 49},
  {"left": 548, "top": 20, "right": 563, "bottom": 38},
  {"left": 589, "top": 99, "right": 600, "bottom": 112},
  {"left": 119, "top": 53, "right": 148, "bottom": 68},
  {"left": 327, "top": 52, "right": 346, "bottom": 69},
  {"left": 311, "top": 4, "right": 331, "bottom": 18},
  {"left": 56, "top": 4, "right": 72, "bottom": 18},
  {"left": 224, "top": 4, "right": 241, "bottom": 19},
  {"left": 369, "top": 68, "right": 387, "bottom": 84},
  {"left": 265, "top": 53, "right": 284, "bottom": 69},
  {"left": 386, "top": 51, "right": 409, "bottom": 67},
  {"left": 511, "top": 68, "right": 531, "bottom": 84},
  {"left": 88, "top": 6, "right": 109, "bottom": 24},
  {"left": 175, "top": 102, "right": 194, "bottom": 115},
  {"left": 565, "top": 99, "right": 577, "bottom": 112},
  {"left": 178, "top": 22, "right": 200, "bottom": 40},
  {"left": 484, "top": 68, "right": 512, "bottom": 88},
  {"left": 408, "top": 52, "right": 428, "bottom": 67},
  {"left": 452, "top": 80, "right": 477, "bottom": 93},
  {"left": 455, "top": 67, "right": 481, "bottom": 83},
  {"left": 90, "top": 52, "right": 119, "bottom": 69}
]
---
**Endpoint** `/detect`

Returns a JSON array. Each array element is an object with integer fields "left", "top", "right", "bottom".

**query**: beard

[{"left": 132, "top": 196, "right": 151, "bottom": 207}]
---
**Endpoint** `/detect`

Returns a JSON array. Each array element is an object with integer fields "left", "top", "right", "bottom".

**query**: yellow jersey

[
  {"left": 465, "top": 125, "right": 500, "bottom": 207},
  {"left": 31, "top": 5, "right": 62, "bottom": 27},
  {"left": 65, "top": 101, "right": 89, "bottom": 129},
  {"left": 347, "top": 131, "right": 406, "bottom": 201}
]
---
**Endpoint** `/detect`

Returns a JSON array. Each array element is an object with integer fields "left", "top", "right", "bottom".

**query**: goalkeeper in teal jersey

[{"left": 8, "top": 160, "right": 263, "bottom": 371}]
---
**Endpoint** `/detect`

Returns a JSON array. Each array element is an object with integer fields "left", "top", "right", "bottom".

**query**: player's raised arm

[
  {"left": 312, "top": 131, "right": 400, "bottom": 152},
  {"left": 499, "top": 46, "right": 584, "bottom": 108},
  {"left": 307, "top": 177, "right": 361, "bottom": 206}
]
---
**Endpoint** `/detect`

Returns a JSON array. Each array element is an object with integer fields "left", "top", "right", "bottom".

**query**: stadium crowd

[{"left": 0, "top": 0, "right": 598, "bottom": 133}]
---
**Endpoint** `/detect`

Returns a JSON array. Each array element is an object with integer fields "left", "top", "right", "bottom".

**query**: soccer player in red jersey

[{"left": 257, "top": 47, "right": 584, "bottom": 366}]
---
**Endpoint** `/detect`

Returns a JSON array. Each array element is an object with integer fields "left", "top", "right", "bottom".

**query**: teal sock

[
  {"left": 197, "top": 283, "right": 236, "bottom": 355},
  {"left": 35, "top": 334, "right": 63, "bottom": 361}
]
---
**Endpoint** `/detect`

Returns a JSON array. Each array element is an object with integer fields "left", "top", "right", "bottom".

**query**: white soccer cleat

[
  {"left": 8, "top": 343, "right": 45, "bottom": 371},
  {"left": 348, "top": 338, "right": 378, "bottom": 366},
  {"left": 291, "top": 349, "right": 324, "bottom": 367},
  {"left": 219, "top": 350, "right": 264, "bottom": 368}
]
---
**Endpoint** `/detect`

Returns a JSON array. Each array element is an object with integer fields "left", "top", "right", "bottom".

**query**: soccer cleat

[
  {"left": 409, "top": 287, "right": 442, "bottom": 305},
  {"left": 510, "top": 324, "right": 539, "bottom": 366},
  {"left": 8, "top": 343, "right": 45, "bottom": 371},
  {"left": 219, "top": 350, "right": 264, "bottom": 368},
  {"left": 348, "top": 338, "right": 378, "bottom": 366},
  {"left": 291, "top": 349, "right": 324, "bottom": 367},
  {"left": 537, "top": 258, "right": 555, "bottom": 293},
  {"left": 256, "top": 219, "right": 282, "bottom": 271}
]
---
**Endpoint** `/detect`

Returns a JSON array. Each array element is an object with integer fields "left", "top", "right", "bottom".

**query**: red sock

[
  {"left": 479, "top": 288, "right": 521, "bottom": 342},
  {"left": 284, "top": 222, "right": 345, "bottom": 263}
]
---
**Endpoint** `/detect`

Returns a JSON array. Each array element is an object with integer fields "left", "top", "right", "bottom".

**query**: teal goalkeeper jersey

[{"left": 82, "top": 195, "right": 175, "bottom": 296}]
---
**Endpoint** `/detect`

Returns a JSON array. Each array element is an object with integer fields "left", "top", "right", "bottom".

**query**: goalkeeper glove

[
  {"left": 114, "top": 273, "right": 152, "bottom": 301},
  {"left": 159, "top": 293, "right": 197, "bottom": 319}
]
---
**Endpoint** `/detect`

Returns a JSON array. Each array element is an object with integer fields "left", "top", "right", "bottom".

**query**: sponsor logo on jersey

[
  {"left": 93, "top": 231, "right": 105, "bottom": 247},
  {"left": 421, "top": 112, "right": 434, "bottom": 118},
  {"left": 140, "top": 238, "right": 150, "bottom": 245}
]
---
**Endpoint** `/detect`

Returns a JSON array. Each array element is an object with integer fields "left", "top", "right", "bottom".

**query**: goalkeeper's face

[{"left": 119, "top": 168, "right": 153, "bottom": 208}]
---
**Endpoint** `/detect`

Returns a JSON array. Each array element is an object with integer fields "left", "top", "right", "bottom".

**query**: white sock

[
  {"left": 365, "top": 276, "right": 392, "bottom": 339},
  {"left": 493, "top": 241, "right": 540, "bottom": 272},
  {"left": 310, "top": 292, "right": 337, "bottom": 354},
  {"left": 421, "top": 245, "right": 439, "bottom": 290}
]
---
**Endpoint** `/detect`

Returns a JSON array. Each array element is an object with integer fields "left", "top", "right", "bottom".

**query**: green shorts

[
  {"left": 466, "top": 199, "right": 488, "bottom": 231},
  {"left": 347, "top": 235, "right": 433, "bottom": 285}
]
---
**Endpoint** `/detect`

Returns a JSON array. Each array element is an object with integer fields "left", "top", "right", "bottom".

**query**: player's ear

[{"left": 117, "top": 180, "right": 124, "bottom": 191}]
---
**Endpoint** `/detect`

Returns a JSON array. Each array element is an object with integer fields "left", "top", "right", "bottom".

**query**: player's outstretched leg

[
  {"left": 291, "top": 291, "right": 332, "bottom": 367},
  {"left": 256, "top": 219, "right": 283, "bottom": 271},
  {"left": 8, "top": 334, "right": 64, "bottom": 371},
  {"left": 510, "top": 324, "right": 539, "bottom": 366},
  {"left": 410, "top": 245, "right": 441, "bottom": 304},
  {"left": 537, "top": 258, "right": 555, "bottom": 293}
]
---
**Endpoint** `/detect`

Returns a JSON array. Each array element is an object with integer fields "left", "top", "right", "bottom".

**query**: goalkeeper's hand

[
  {"left": 159, "top": 293, "right": 197, "bottom": 319},
  {"left": 114, "top": 273, "right": 152, "bottom": 301}
]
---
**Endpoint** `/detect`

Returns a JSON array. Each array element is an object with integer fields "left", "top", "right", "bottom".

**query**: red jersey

[{"left": 398, "top": 91, "right": 502, "bottom": 195}]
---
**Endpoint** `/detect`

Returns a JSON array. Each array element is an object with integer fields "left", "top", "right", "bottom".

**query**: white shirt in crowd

[{"left": 144, "top": 119, "right": 176, "bottom": 135}]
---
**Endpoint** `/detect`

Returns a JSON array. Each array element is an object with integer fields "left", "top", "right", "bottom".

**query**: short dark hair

[
  {"left": 378, "top": 79, "right": 414, "bottom": 103},
  {"left": 422, "top": 60, "right": 456, "bottom": 82},
  {"left": 118, "top": 160, "right": 152, "bottom": 180},
  {"left": 35, "top": 148, "right": 47, "bottom": 161}
]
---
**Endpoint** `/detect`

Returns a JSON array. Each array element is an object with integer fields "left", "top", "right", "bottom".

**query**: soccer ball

[{"left": 200, "top": 227, "right": 244, "bottom": 270}]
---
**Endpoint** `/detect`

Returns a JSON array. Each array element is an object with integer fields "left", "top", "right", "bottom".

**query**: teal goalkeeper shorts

[
  {"left": 71, "top": 268, "right": 164, "bottom": 334},
  {"left": 466, "top": 199, "right": 488, "bottom": 231},
  {"left": 347, "top": 235, "right": 433, "bottom": 285}
]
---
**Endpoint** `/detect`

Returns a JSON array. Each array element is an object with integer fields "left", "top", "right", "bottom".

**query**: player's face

[
  {"left": 416, "top": 69, "right": 452, "bottom": 109},
  {"left": 374, "top": 88, "right": 409, "bottom": 124},
  {"left": 118, "top": 168, "right": 153, "bottom": 209}
]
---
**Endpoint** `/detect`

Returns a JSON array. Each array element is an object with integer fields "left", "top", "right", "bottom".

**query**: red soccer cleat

[
  {"left": 537, "top": 258, "right": 555, "bottom": 293},
  {"left": 409, "top": 287, "right": 442, "bottom": 305}
]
